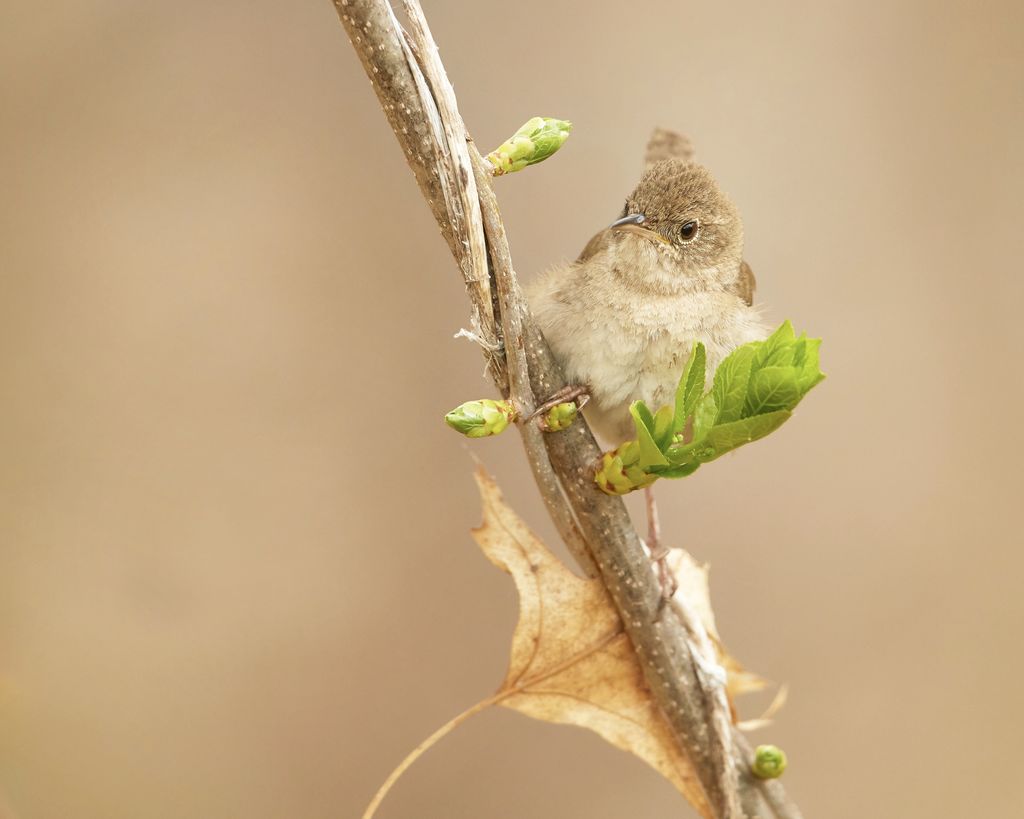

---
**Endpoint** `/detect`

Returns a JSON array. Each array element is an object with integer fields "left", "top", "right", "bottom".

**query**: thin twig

[
  {"left": 330, "top": 2, "right": 803, "bottom": 816},
  {"left": 397, "top": 0, "right": 596, "bottom": 577},
  {"left": 398, "top": 1, "right": 493, "bottom": 369},
  {"left": 332, "top": 0, "right": 504, "bottom": 388},
  {"left": 520, "top": 332, "right": 742, "bottom": 816},
  {"left": 734, "top": 733, "right": 805, "bottom": 819},
  {"left": 672, "top": 595, "right": 742, "bottom": 818},
  {"left": 469, "top": 147, "right": 598, "bottom": 577}
]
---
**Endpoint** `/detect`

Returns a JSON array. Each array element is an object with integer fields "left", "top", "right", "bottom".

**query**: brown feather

[
  {"left": 577, "top": 228, "right": 614, "bottom": 263},
  {"left": 732, "top": 260, "right": 757, "bottom": 306},
  {"left": 644, "top": 128, "right": 695, "bottom": 169}
]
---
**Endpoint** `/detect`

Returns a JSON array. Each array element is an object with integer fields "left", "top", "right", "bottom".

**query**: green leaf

[
  {"left": 712, "top": 345, "right": 755, "bottom": 424},
  {"left": 594, "top": 320, "right": 824, "bottom": 492},
  {"left": 795, "top": 337, "right": 825, "bottom": 393},
  {"left": 752, "top": 320, "right": 796, "bottom": 372},
  {"left": 651, "top": 462, "right": 702, "bottom": 479},
  {"left": 702, "top": 410, "right": 792, "bottom": 459},
  {"left": 690, "top": 395, "right": 718, "bottom": 442},
  {"left": 673, "top": 342, "right": 706, "bottom": 433},
  {"left": 743, "top": 367, "right": 801, "bottom": 417},
  {"left": 665, "top": 396, "right": 717, "bottom": 467},
  {"left": 652, "top": 405, "right": 675, "bottom": 450},
  {"left": 792, "top": 334, "right": 808, "bottom": 369},
  {"left": 630, "top": 400, "right": 657, "bottom": 441},
  {"left": 630, "top": 402, "right": 669, "bottom": 468}
]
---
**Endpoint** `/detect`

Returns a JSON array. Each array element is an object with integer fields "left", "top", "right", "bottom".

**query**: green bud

[
  {"left": 594, "top": 442, "right": 657, "bottom": 495},
  {"left": 486, "top": 117, "right": 572, "bottom": 175},
  {"left": 542, "top": 401, "right": 578, "bottom": 432},
  {"left": 445, "top": 399, "right": 517, "bottom": 438},
  {"left": 752, "top": 745, "right": 787, "bottom": 779}
]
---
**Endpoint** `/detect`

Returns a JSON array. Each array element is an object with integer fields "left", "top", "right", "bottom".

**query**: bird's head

[{"left": 607, "top": 159, "right": 744, "bottom": 291}]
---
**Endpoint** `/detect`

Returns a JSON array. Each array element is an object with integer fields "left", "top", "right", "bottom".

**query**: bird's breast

[{"left": 527, "top": 263, "right": 766, "bottom": 445}]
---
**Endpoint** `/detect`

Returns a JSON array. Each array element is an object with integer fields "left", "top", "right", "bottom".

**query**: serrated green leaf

[
  {"left": 667, "top": 407, "right": 792, "bottom": 468},
  {"left": 651, "top": 462, "right": 702, "bottom": 479},
  {"left": 632, "top": 400, "right": 656, "bottom": 436},
  {"left": 712, "top": 345, "right": 755, "bottom": 424},
  {"left": 792, "top": 334, "right": 808, "bottom": 369},
  {"left": 770, "top": 319, "right": 796, "bottom": 344},
  {"left": 665, "top": 395, "right": 717, "bottom": 467},
  {"left": 743, "top": 366, "right": 801, "bottom": 417},
  {"left": 630, "top": 402, "right": 670, "bottom": 468},
  {"left": 619, "top": 439, "right": 641, "bottom": 464},
  {"left": 595, "top": 321, "right": 824, "bottom": 490},
  {"left": 751, "top": 320, "right": 796, "bottom": 372},
  {"left": 795, "top": 337, "right": 825, "bottom": 393},
  {"left": 690, "top": 395, "right": 718, "bottom": 441},
  {"left": 756, "top": 345, "right": 795, "bottom": 371},
  {"left": 701, "top": 410, "right": 792, "bottom": 459},
  {"left": 673, "top": 342, "right": 706, "bottom": 433},
  {"left": 652, "top": 405, "right": 675, "bottom": 450}
]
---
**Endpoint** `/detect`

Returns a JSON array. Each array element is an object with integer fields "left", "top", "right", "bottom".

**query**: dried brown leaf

[
  {"left": 471, "top": 468, "right": 711, "bottom": 815},
  {"left": 364, "top": 469, "right": 781, "bottom": 818},
  {"left": 737, "top": 684, "right": 790, "bottom": 732},
  {"left": 666, "top": 550, "right": 776, "bottom": 703}
]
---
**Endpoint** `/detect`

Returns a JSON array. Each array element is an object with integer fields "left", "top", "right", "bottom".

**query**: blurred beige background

[{"left": 2, "top": 1, "right": 1023, "bottom": 817}]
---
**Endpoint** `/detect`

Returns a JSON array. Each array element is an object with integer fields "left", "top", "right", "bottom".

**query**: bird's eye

[{"left": 679, "top": 220, "right": 699, "bottom": 241}]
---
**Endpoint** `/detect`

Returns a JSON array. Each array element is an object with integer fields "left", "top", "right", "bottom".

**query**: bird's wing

[
  {"left": 576, "top": 228, "right": 614, "bottom": 263},
  {"left": 732, "top": 260, "right": 757, "bottom": 306},
  {"left": 645, "top": 128, "right": 695, "bottom": 169}
]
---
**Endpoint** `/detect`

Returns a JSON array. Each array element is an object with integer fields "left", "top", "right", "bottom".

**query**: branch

[
  {"left": 330, "top": 2, "right": 803, "bottom": 816},
  {"left": 332, "top": 0, "right": 504, "bottom": 388},
  {"left": 397, "top": 0, "right": 596, "bottom": 576}
]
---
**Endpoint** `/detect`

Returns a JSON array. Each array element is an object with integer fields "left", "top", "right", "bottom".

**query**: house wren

[{"left": 527, "top": 144, "right": 767, "bottom": 447}]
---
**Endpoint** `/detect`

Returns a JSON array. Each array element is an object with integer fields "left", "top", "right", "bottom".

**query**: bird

[{"left": 526, "top": 130, "right": 768, "bottom": 581}]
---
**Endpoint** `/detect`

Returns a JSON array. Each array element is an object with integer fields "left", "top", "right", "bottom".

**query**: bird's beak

[
  {"left": 609, "top": 213, "right": 646, "bottom": 229},
  {"left": 608, "top": 212, "right": 670, "bottom": 245}
]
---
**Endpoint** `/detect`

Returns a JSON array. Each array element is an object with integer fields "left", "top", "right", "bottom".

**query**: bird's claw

[
  {"left": 528, "top": 384, "right": 590, "bottom": 429},
  {"left": 648, "top": 543, "right": 679, "bottom": 623}
]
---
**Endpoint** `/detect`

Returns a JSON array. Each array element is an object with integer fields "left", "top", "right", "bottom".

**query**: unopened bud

[
  {"left": 752, "top": 745, "right": 787, "bottom": 779},
  {"left": 445, "top": 399, "right": 517, "bottom": 438},
  {"left": 594, "top": 442, "right": 657, "bottom": 495},
  {"left": 542, "top": 401, "right": 578, "bottom": 432},
  {"left": 486, "top": 117, "right": 572, "bottom": 175}
]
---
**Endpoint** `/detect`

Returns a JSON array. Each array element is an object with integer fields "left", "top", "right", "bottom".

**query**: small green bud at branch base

[
  {"left": 486, "top": 117, "right": 572, "bottom": 175},
  {"left": 542, "top": 401, "right": 578, "bottom": 432},
  {"left": 594, "top": 442, "right": 657, "bottom": 495},
  {"left": 445, "top": 399, "right": 518, "bottom": 438},
  {"left": 752, "top": 745, "right": 787, "bottom": 779}
]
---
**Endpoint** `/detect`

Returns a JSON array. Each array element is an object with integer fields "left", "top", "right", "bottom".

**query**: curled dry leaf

[
  {"left": 471, "top": 467, "right": 711, "bottom": 816},
  {"left": 666, "top": 550, "right": 772, "bottom": 703},
  {"left": 364, "top": 468, "right": 782, "bottom": 818},
  {"left": 665, "top": 548, "right": 788, "bottom": 732}
]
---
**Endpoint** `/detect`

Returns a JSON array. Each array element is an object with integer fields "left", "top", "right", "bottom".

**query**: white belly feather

[{"left": 528, "top": 266, "right": 768, "bottom": 445}]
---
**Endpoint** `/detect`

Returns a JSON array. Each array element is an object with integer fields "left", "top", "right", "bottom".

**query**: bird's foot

[
  {"left": 643, "top": 486, "right": 678, "bottom": 621},
  {"left": 528, "top": 384, "right": 590, "bottom": 431},
  {"left": 650, "top": 542, "right": 679, "bottom": 623}
]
